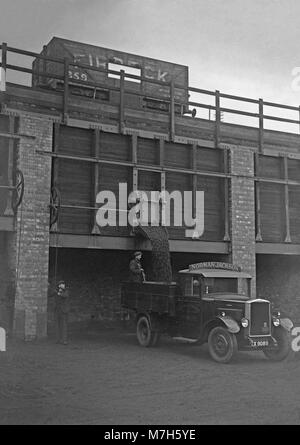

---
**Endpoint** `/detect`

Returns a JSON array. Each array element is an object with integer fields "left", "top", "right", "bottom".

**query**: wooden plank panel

[
  {"left": 258, "top": 155, "right": 284, "bottom": 179},
  {"left": 165, "top": 172, "right": 225, "bottom": 241},
  {"left": 0, "top": 136, "right": 9, "bottom": 215},
  {"left": 97, "top": 164, "right": 132, "bottom": 236},
  {"left": 138, "top": 170, "right": 161, "bottom": 191},
  {"left": 288, "top": 158, "right": 300, "bottom": 181},
  {"left": 56, "top": 158, "right": 93, "bottom": 233},
  {"left": 196, "top": 146, "right": 224, "bottom": 172},
  {"left": 165, "top": 142, "right": 192, "bottom": 169},
  {"left": 197, "top": 176, "right": 225, "bottom": 241},
  {"left": 137, "top": 137, "right": 159, "bottom": 165},
  {"left": 166, "top": 172, "right": 192, "bottom": 239},
  {"left": 58, "top": 125, "right": 93, "bottom": 157},
  {"left": 0, "top": 115, "right": 9, "bottom": 133},
  {"left": 100, "top": 132, "right": 131, "bottom": 161},
  {"left": 289, "top": 185, "right": 300, "bottom": 243},
  {"left": 260, "top": 183, "right": 285, "bottom": 242}
]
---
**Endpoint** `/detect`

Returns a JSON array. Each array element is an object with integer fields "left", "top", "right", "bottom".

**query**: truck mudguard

[
  {"left": 216, "top": 316, "right": 240, "bottom": 334},
  {"left": 280, "top": 317, "right": 294, "bottom": 332}
]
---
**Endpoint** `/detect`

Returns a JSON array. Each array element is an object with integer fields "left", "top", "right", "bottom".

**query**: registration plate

[{"left": 249, "top": 339, "right": 269, "bottom": 347}]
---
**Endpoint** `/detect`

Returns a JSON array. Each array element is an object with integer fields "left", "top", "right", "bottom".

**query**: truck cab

[{"left": 121, "top": 262, "right": 293, "bottom": 363}]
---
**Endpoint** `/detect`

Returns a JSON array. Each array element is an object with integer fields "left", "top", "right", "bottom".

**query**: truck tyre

[
  {"left": 208, "top": 326, "right": 238, "bottom": 363},
  {"left": 136, "top": 316, "right": 159, "bottom": 347},
  {"left": 263, "top": 327, "right": 290, "bottom": 361},
  {"left": 150, "top": 331, "right": 160, "bottom": 347}
]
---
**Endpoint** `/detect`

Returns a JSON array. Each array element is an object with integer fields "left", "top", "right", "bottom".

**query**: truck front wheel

[
  {"left": 136, "top": 316, "right": 159, "bottom": 347},
  {"left": 263, "top": 327, "right": 290, "bottom": 361},
  {"left": 208, "top": 326, "right": 238, "bottom": 363}
]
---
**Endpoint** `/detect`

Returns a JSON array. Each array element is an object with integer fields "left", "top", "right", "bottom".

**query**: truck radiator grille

[{"left": 250, "top": 301, "right": 271, "bottom": 336}]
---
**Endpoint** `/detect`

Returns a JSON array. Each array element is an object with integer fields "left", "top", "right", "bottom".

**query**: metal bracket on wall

[
  {"left": 49, "top": 186, "right": 61, "bottom": 231},
  {"left": 11, "top": 169, "right": 25, "bottom": 214}
]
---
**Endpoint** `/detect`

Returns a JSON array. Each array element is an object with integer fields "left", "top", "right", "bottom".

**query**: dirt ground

[{"left": 0, "top": 329, "right": 300, "bottom": 425}]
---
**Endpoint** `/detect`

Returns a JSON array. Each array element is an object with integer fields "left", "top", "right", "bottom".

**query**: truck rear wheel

[
  {"left": 208, "top": 326, "right": 238, "bottom": 363},
  {"left": 263, "top": 327, "right": 290, "bottom": 361},
  {"left": 136, "top": 316, "right": 159, "bottom": 347}
]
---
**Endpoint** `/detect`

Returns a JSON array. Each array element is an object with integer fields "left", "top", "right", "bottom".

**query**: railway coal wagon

[{"left": 32, "top": 37, "right": 189, "bottom": 115}]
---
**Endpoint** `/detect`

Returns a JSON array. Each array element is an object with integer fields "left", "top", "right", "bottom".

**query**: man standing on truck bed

[{"left": 129, "top": 251, "right": 146, "bottom": 283}]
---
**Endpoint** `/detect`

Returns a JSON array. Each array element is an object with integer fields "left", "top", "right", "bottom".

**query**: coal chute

[{"left": 135, "top": 225, "right": 172, "bottom": 282}]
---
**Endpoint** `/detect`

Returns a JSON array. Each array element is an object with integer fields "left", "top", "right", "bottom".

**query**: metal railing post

[
  {"left": 63, "top": 58, "right": 69, "bottom": 123},
  {"left": 223, "top": 149, "right": 230, "bottom": 241},
  {"left": 258, "top": 98, "right": 264, "bottom": 153},
  {"left": 4, "top": 115, "right": 15, "bottom": 216},
  {"left": 283, "top": 156, "right": 291, "bottom": 243},
  {"left": 0, "top": 42, "right": 7, "bottom": 92},
  {"left": 254, "top": 153, "right": 263, "bottom": 241},
  {"left": 119, "top": 69, "right": 125, "bottom": 134},
  {"left": 215, "top": 90, "right": 221, "bottom": 148},
  {"left": 170, "top": 80, "right": 175, "bottom": 141}
]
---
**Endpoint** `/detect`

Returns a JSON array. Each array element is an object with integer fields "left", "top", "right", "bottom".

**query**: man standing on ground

[{"left": 54, "top": 280, "right": 70, "bottom": 345}]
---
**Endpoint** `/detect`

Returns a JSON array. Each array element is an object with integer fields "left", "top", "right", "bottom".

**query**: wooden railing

[{"left": 1, "top": 42, "right": 300, "bottom": 150}]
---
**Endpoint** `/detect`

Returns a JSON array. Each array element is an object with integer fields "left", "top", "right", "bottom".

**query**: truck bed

[{"left": 121, "top": 281, "right": 178, "bottom": 316}]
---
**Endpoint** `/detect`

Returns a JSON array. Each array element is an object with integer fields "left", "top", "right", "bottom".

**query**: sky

[{"left": 1, "top": 0, "right": 300, "bottom": 131}]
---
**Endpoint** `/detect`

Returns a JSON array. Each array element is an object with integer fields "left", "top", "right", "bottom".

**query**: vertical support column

[
  {"left": 4, "top": 115, "right": 15, "bottom": 216},
  {"left": 132, "top": 132, "right": 138, "bottom": 164},
  {"left": 159, "top": 138, "right": 165, "bottom": 225},
  {"left": 283, "top": 156, "right": 291, "bottom": 243},
  {"left": 223, "top": 149, "right": 230, "bottom": 241},
  {"left": 63, "top": 58, "right": 69, "bottom": 123},
  {"left": 130, "top": 166, "right": 138, "bottom": 236},
  {"left": 13, "top": 115, "right": 53, "bottom": 340},
  {"left": 1, "top": 231, "right": 16, "bottom": 335},
  {"left": 133, "top": 167, "right": 138, "bottom": 192},
  {"left": 192, "top": 144, "right": 197, "bottom": 219},
  {"left": 229, "top": 146, "right": 256, "bottom": 297},
  {"left": 53, "top": 123, "right": 60, "bottom": 186},
  {"left": 51, "top": 123, "right": 60, "bottom": 233},
  {"left": 128, "top": 133, "right": 138, "bottom": 233},
  {"left": 0, "top": 42, "right": 7, "bottom": 92},
  {"left": 169, "top": 81, "right": 175, "bottom": 142},
  {"left": 258, "top": 98, "right": 264, "bottom": 153},
  {"left": 92, "top": 128, "right": 101, "bottom": 234},
  {"left": 215, "top": 90, "right": 221, "bottom": 148},
  {"left": 119, "top": 70, "right": 125, "bottom": 134},
  {"left": 254, "top": 153, "right": 262, "bottom": 241},
  {"left": 159, "top": 137, "right": 165, "bottom": 167}
]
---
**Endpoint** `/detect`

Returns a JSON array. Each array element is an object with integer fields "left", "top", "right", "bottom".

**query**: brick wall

[
  {"left": 0, "top": 232, "right": 16, "bottom": 333},
  {"left": 11, "top": 114, "right": 53, "bottom": 340},
  {"left": 47, "top": 249, "right": 132, "bottom": 332},
  {"left": 257, "top": 255, "right": 300, "bottom": 323},
  {"left": 229, "top": 146, "right": 256, "bottom": 295}
]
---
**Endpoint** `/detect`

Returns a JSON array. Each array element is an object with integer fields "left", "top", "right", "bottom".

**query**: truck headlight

[
  {"left": 241, "top": 318, "right": 249, "bottom": 328},
  {"left": 273, "top": 318, "right": 280, "bottom": 327}
]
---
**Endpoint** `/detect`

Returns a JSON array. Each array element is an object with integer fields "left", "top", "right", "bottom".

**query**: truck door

[{"left": 176, "top": 276, "right": 202, "bottom": 339}]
